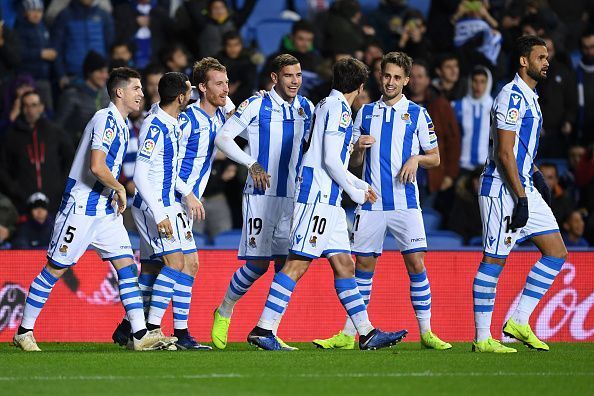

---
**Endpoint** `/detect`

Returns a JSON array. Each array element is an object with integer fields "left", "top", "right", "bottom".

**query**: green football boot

[
  {"left": 503, "top": 318, "right": 549, "bottom": 351},
  {"left": 211, "top": 308, "right": 231, "bottom": 350},
  {"left": 472, "top": 337, "right": 517, "bottom": 353},
  {"left": 420, "top": 331, "right": 452, "bottom": 350},
  {"left": 312, "top": 331, "right": 356, "bottom": 349}
]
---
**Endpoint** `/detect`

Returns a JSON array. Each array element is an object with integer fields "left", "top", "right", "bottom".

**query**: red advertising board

[{"left": 0, "top": 250, "right": 592, "bottom": 342}]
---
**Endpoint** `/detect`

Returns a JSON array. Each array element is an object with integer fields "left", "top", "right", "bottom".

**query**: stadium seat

[
  {"left": 468, "top": 236, "right": 483, "bottom": 246},
  {"left": 240, "top": 0, "right": 288, "bottom": 44},
  {"left": 410, "top": 0, "right": 432, "bottom": 18},
  {"left": 358, "top": 0, "right": 380, "bottom": 12},
  {"left": 422, "top": 210, "right": 441, "bottom": 231},
  {"left": 194, "top": 233, "right": 209, "bottom": 249},
  {"left": 253, "top": 19, "right": 295, "bottom": 56},
  {"left": 213, "top": 229, "right": 243, "bottom": 249},
  {"left": 128, "top": 231, "right": 140, "bottom": 250},
  {"left": 427, "top": 231, "right": 464, "bottom": 249}
]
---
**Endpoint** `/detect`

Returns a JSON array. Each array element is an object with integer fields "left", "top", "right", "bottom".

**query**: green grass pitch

[{"left": 1, "top": 342, "right": 593, "bottom": 395}]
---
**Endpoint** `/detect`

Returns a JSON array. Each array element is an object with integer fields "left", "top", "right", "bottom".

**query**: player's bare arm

[
  {"left": 350, "top": 135, "right": 376, "bottom": 167},
  {"left": 89, "top": 149, "right": 127, "bottom": 214},
  {"left": 397, "top": 147, "right": 440, "bottom": 183}
]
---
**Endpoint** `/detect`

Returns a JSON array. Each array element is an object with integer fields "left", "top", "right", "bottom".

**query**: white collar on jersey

[
  {"left": 329, "top": 89, "right": 349, "bottom": 108},
  {"left": 377, "top": 94, "right": 409, "bottom": 111},
  {"left": 107, "top": 101, "right": 127, "bottom": 127},
  {"left": 154, "top": 103, "right": 180, "bottom": 126},
  {"left": 513, "top": 73, "right": 539, "bottom": 100},
  {"left": 269, "top": 85, "right": 300, "bottom": 110}
]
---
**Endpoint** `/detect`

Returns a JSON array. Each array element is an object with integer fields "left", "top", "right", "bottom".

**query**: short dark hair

[
  {"left": 158, "top": 72, "right": 189, "bottom": 105},
  {"left": 581, "top": 28, "right": 594, "bottom": 43},
  {"left": 143, "top": 63, "right": 165, "bottom": 78},
  {"left": 222, "top": 30, "right": 242, "bottom": 45},
  {"left": 271, "top": 53, "right": 300, "bottom": 74},
  {"left": 331, "top": 57, "right": 369, "bottom": 94},
  {"left": 412, "top": 58, "right": 430, "bottom": 76},
  {"left": 539, "top": 162, "right": 558, "bottom": 177},
  {"left": 435, "top": 53, "right": 458, "bottom": 69},
  {"left": 21, "top": 90, "right": 42, "bottom": 103},
  {"left": 381, "top": 52, "right": 413, "bottom": 76},
  {"left": 514, "top": 35, "right": 546, "bottom": 67},
  {"left": 160, "top": 43, "right": 186, "bottom": 66},
  {"left": 192, "top": 57, "right": 226, "bottom": 87},
  {"left": 470, "top": 66, "right": 488, "bottom": 79},
  {"left": 106, "top": 67, "right": 141, "bottom": 99},
  {"left": 292, "top": 19, "right": 314, "bottom": 35}
]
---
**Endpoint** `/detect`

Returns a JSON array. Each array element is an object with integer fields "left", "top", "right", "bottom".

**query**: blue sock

[
  {"left": 147, "top": 266, "right": 182, "bottom": 327},
  {"left": 473, "top": 262, "right": 503, "bottom": 341},
  {"left": 335, "top": 277, "right": 373, "bottom": 336},
  {"left": 257, "top": 272, "right": 295, "bottom": 331},
  {"left": 218, "top": 261, "right": 268, "bottom": 318},
  {"left": 172, "top": 272, "right": 194, "bottom": 330},
  {"left": 409, "top": 271, "right": 432, "bottom": 334},
  {"left": 138, "top": 272, "right": 157, "bottom": 315},
  {"left": 20, "top": 268, "right": 58, "bottom": 330},
  {"left": 116, "top": 264, "right": 145, "bottom": 333}
]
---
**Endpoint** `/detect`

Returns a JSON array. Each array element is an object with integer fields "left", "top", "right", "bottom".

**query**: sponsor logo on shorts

[
  {"left": 410, "top": 237, "right": 426, "bottom": 243},
  {"left": 488, "top": 236, "right": 495, "bottom": 247},
  {"left": 309, "top": 235, "right": 317, "bottom": 247},
  {"left": 249, "top": 237, "right": 257, "bottom": 248},
  {"left": 295, "top": 234, "right": 303, "bottom": 245}
]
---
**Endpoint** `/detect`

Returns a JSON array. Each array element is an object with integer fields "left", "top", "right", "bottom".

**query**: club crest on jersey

[
  {"left": 401, "top": 112, "right": 411, "bottom": 125},
  {"left": 249, "top": 237, "right": 257, "bottom": 248},
  {"left": 298, "top": 107, "right": 305, "bottom": 117},
  {"left": 140, "top": 139, "right": 156, "bottom": 157},
  {"left": 309, "top": 235, "right": 317, "bottom": 247},
  {"left": 505, "top": 108, "right": 519, "bottom": 124},
  {"left": 237, "top": 99, "right": 249, "bottom": 114},
  {"left": 339, "top": 111, "right": 351, "bottom": 128},
  {"left": 102, "top": 128, "right": 115, "bottom": 145}
]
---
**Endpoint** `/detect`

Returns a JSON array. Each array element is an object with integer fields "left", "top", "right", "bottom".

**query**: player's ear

[
  {"left": 270, "top": 72, "right": 278, "bottom": 85},
  {"left": 403, "top": 76, "right": 410, "bottom": 86},
  {"left": 199, "top": 82, "right": 207, "bottom": 95},
  {"left": 520, "top": 55, "right": 528, "bottom": 68}
]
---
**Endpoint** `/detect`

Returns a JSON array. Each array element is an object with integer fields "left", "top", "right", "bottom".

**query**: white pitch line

[{"left": 0, "top": 372, "right": 592, "bottom": 381}]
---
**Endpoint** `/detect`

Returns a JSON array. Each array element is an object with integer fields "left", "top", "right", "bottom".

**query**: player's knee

[
  {"left": 45, "top": 262, "right": 68, "bottom": 278},
  {"left": 282, "top": 260, "right": 308, "bottom": 280},
  {"left": 185, "top": 259, "right": 199, "bottom": 276}
]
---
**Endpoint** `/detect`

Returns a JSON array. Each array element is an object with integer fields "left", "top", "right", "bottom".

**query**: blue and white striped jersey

[
  {"left": 133, "top": 105, "right": 181, "bottom": 220},
  {"left": 226, "top": 87, "right": 314, "bottom": 197},
  {"left": 176, "top": 101, "right": 229, "bottom": 201},
  {"left": 480, "top": 74, "right": 543, "bottom": 197},
  {"left": 295, "top": 89, "right": 357, "bottom": 206},
  {"left": 59, "top": 102, "right": 129, "bottom": 216},
  {"left": 354, "top": 96, "right": 438, "bottom": 211},
  {"left": 452, "top": 95, "right": 492, "bottom": 170}
]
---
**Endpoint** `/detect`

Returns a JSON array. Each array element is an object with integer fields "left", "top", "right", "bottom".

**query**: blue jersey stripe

[
  {"left": 276, "top": 109, "right": 295, "bottom": 197},
  {"left": 59, "top": 177, "right": 76, "bottom": 213},
  {"left": 516, "top": 108, "right": 534, "bottom": 185},
  {"left": 179, "top": 110, "right": 200, "bottom": 183},
  {"left": 297, "top": 166, "right": 314, "bottom": 203},
  {"left": 379, "top": 108, "right": 395, "bottom": 210},
  {"left": 254, "top": 96, "right": 272, "bottom": 195},
  {"left": 329, "top": 103, "right": 353, "bottom": 206},
  {"left": 295, "top": 96, "right": 312, "bottom": 184},
  {"left": 531, "top": 97, "right": 542, "bottom": 160},
  {"left": 361, "top": 104, "right": 374, "bottom": 210},
  {"left": 193, "top": 118, "right": 216, "bottom": 197},
  {"left": 85, "top": 180, "right": 105, "bottom": 216},
  {"left": 402, "top": 104, "right": 419, "bottom": 209},
  {"left": 152, "top": 117, "right": 174, "bottom": 208},
  {"left": 471, "top": 104, "right": 482, "bottom": 166}
]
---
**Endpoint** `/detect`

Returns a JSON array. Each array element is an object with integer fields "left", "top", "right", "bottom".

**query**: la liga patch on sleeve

[
  {"left": 505, "top": 108, "right": 519, "bottom": 124},
  {"left": 139, "top": 139, "right": 156, "bottom": 158},
  {"left": 339, "top": 111, "right": 351, "bottom": 129}
]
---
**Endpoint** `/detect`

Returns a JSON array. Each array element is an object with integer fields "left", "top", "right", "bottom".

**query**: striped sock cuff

[
  {"left": 408, "top": 271, "right": 427, "bottom": 283},
  {"left": 161, "top": 266, "right": 182, "bottom": 282},
  {"left": 116, "top": 264, "right": 137, "bottom": 280},
  {"left": 176, "top": 272, "right": 195, "bottom": 287},
  {"left": 540, "top": 255, "right": 565, "bottom": 272},
  {"left": 40, "top": 268, "right": 58, "bottom": 286},
  {"left": 354, "top": 269, "right": 374, "bottom": 280},
  {"left": 273, "top": 272, "right": 296, "bottom": 292},
  {"left": 478, "top": 262, "right": 503, "bottom": 278},
  {"left": 246, "top": 261, "right": 268, "bottom": 276},
  {"left": 138, "top": 273, "right": 158, "bottom": 287},
  {"left": 334, "top": 277, "right": 358, "bottom": 291}
]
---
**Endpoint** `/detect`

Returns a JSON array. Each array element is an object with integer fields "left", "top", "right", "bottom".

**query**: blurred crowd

[{"left": 1, "top": 0, "right": 593, "bottom": 249}]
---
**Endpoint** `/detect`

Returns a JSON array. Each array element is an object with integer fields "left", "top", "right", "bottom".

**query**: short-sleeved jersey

[
  {"left": 227, "top": 88, "right": 314, "bottom": 197},
  {"left": 133, "top": 105, "right": 180, "bottom": 209},
  {"left": 295, "top": 89, "right": 356, "bottom": 206},
  {"left": 452, "top": 95, "right": 492, "bottom": 170},
  {"left": 355, "top": 96, "right": 438, "bottom": 211},
  {"left": 480, "top": 74, "right": 543, "bottom": 197},
  {"left": 176, "top": 101, "right": 229, "bottom": 202},
  {"left": 59, "top": 102, "right": 129, "bottom": 216}
]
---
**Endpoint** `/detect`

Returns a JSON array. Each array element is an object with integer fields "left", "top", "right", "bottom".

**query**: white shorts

[
  {"left": 47, "top": 203, "right": 133, "bottom": 267},
  {"left": 480, "top": 188, "right": 559, "bottom": 259},
  {"left": 132, "top": 203, "right": 196, "bottom": 263},
  {"left": 350, "top": 208, "right": 427, "bottom": 257},
  {"left": 238, "top": 194, "right": 293, "bottom": 260},
  {"left": 289, "top": 200, "right": 350, "bottom": 259}
]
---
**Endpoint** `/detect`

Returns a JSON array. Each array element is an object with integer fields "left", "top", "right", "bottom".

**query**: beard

[
  {"left": 527, "top": 66, "right": 547, "bottom": 82},
  {"left": 382, "top": 87, "right": 400, "bottom": 101}
]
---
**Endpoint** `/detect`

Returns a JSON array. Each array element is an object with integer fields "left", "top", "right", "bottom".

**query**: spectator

[
  {"left": 3, "top": 74, "right": 35, "bottom": 125},
  {"left": 0, "top": 18, "right": 21, "bottom": 85},
  {"left": 352, "top": 85, "right": 371, "bottom": 115},
  {"left": 218, "top": 31, "right": 257, "bottom": 105},
  {"left": 324, "top": 0, "right": 374, "bottom": 57},
  {"left": 12, "top": 192, "right": 53, "bottom": 249},
  {"left": 452, "top": 66, "right": 493, "bottom": 172},
  {"left": 562, "top": 210, "right": 589, "bottom": 247},
  {"left": 540, "top": 162, "right": 574, "bottom": 226},
  {"left": 160, "top": 43, "right": 190, "bottom": 74},
  {"left": 447, "top": 167, "right": 483, "bottom": 243},
  {"left": 396, "top": 10, "right": 433, "bottom": 64},
  {"left": 143, "top": 63, "right": 164, "bottom": 109},
  {"left": 363, "top": 40, "right": 384, "bottom": 67},
  {"left": 407, "top": 60, "right": 461, "bottom": 200},
  {"left": 13, "top": 0, "right": 55, "bottom": 110},
  {"left": 52, "top": 0, "right": 114, "bottom": 84},
  {"left": 576, "top": 29, "right": 594, "bottom": 145},
  {"left": 113, "top": 0, "right": 173, "bottom": 69},
  {"left": 560, "top": 144, "right": 586, "bottom": 202},
  {"left": 0, "top": 191, "right": 18, "bottom": 249},
  {"left": 452, "top": 0, "right": 502, "bottom": 66},
  {"left": 366, "top": 0, "right": 412, "bottom": 51},
  {"left": 110, "top": 41, "right": 134, "bottom": 68},
  {"left": 433, "top": 53, "right": 467, "bottom": 101},
  {"left": 365, "top": 56, "right": 382, "bottom": 101},
  {"left": 538, "top": 35, "right": 577, "bottom": 158},
  {"left": 55, "top": 51, "right": 110, "bottom": 145},
  {"left": 0, "top": 90, "right": 73, "bottom": 214}
]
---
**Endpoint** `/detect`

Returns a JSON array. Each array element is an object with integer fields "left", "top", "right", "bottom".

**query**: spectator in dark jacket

[
  {"left": 433, "top": 53, "right": 467, "bottom": 101},
  {"left": 113, "top": 0, "right": 174, "bottom": 69},
  {"left": 14, "top": 0, "right": 56, "bottom": 110},
  {"left": 324, "top": 0, "right": 374, "bottom": 56},
  {"left": 52, "top": 0, "right": 114, "bottom": 84},
  {"left": 55, "top": 51, "right": 109, "bottom": 145},
  {"left": 576, "top": 29, "right": 594, "bottom": 146},
  {"left": 540, "top": 163, "right": 574, "bottom": 226},
  {"left": 366, "top": 0, "right": 412, "bottom": 51},
  {"left": 12, "top": 192, "right": 54, "bottom": 249},
  {"left": 0, "top": 91, "right": 73, "bottom": 214},
  {"left": 0, "top": 20, "right": 21, "bottom": 85},
  {"left": 217, "top": 31, "right": 256, "bottom": 105},
  {"left": 396, "top": 10, "right": 434, "bottom": 65},
  {"left": 448, "top": 167, "right": 482, "bottom": 242},
  {"left": 0, "top": 192, "right": 18, "bottom": 249}
]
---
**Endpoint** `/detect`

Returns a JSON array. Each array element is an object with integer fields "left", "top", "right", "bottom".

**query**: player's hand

[
  {"left": 157, "top": 218, "right": 174, "bottom": 240},
  {"left": 397, "top": 156, "right": 419, "bottom": 183},
  {"left": 114, "top": 187, "right": 127, "bottom": 215},
  {"left": 249, "top": 162, "right": 271, "bottom": 191},
  {"left": 183, "top": 192, "right": 205, "bottom": 221},
  {"left": 510, "top": 196, "right": 529, "bottom": 230},
  {"left": 364, "top": 187, "right": 378, "bottom": 204},
  {"left": 355, "top": 135, "right": 375, "bottom": 152}
]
